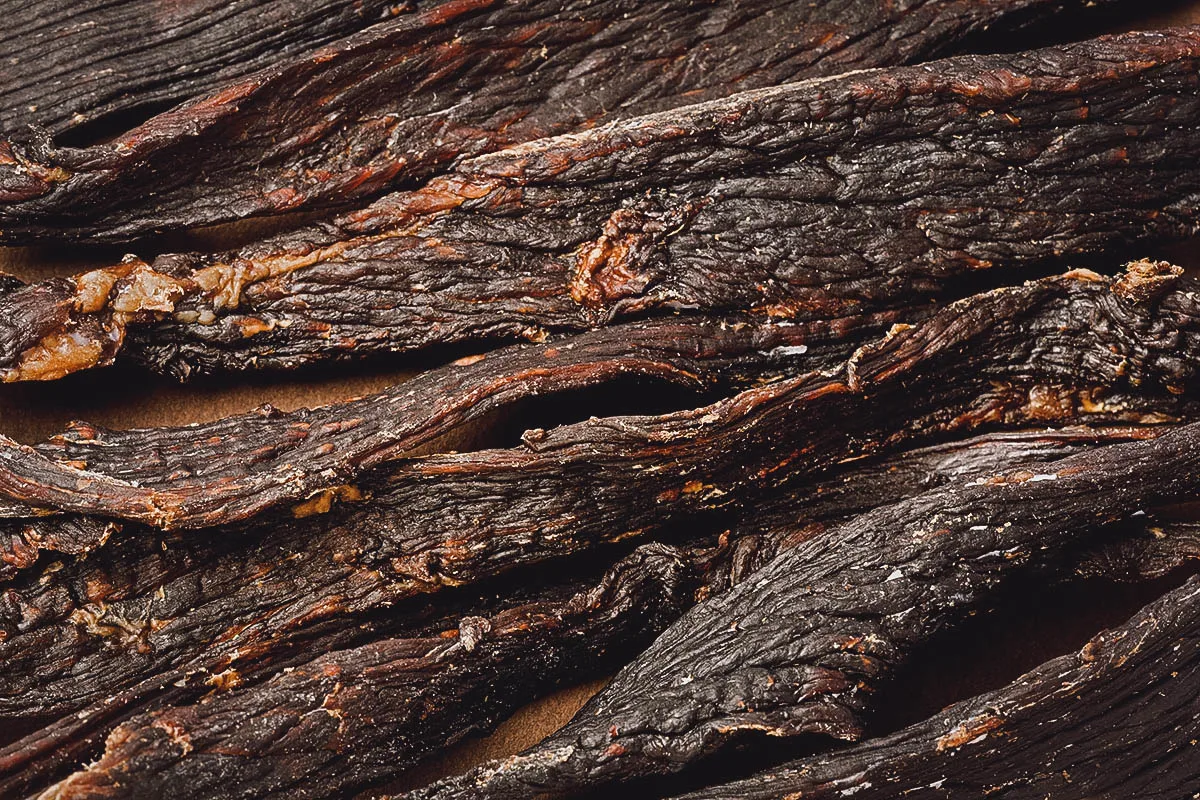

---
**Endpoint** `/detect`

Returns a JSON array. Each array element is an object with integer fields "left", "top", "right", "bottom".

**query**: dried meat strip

[
  {"left": 674, "top": 574, "right": 1200, "bottom": 800},
  {"left": 408, "top": 421, "right": 1200, "bottom": 800},
  {"left": 0, "top": 425, "right": 1171, "bottom": 730},
  {"left": 8, "top": 427, "right": 1191, "bottom": 799},
  {"left": 3, "top": 262, "right": 1199, "bottom": 786},
  {"left": 31, "top": 527, "right": 1200, "bottom": 800},
  {"left": 5, "top": 27, "right": 1200, "bottom": 381},
  {"left": 0, "top": 0, "right": 409, "bottom": 137},
  {"left": 0, "top": 265, "right": 1195, "bottom": 562},
  {"left": 0, "top": 310, "right": 885, "bottom": 532},
  {"left": 0, "top": 0, "right": 1124, "bottom": 241},
  {"left": 7, "top": 542, "right": 717, "bottom": 799}
]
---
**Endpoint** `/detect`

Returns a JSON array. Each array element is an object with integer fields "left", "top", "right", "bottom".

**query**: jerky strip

[
  {"left": 0, "top": 550, "right": 593, "bottom": 797},
  {"left": 0, "top": 312, "right": 871, "bottom": 530},
  {"left": 408, "top": 422, "right": 1200, "bottom": 800},
  {"left": 19, "top": 542, "right": 712, "bottom": 800},
  {"left": 0, "top": 424, "right": 1173, "bottom": 729},
  {"left": 0, "top": 263, "right": 1195, "bottom": 568},
  {"left": 8, "top": 27, "right": 1200, "bottom": 381},
  {"left": 0, "top": 0, "right": 409, "bottom": 136},
  {"left": 10, "top": 428, "right": 1191, "bottom": 799},
  {"left": 1, "top": 266, "right": 1195, "bottom": 733},
  {"left": 30, "top": 525, "right": 1200, "bottom": 800},
  {"left": 676, "top": 574, "right": 1200, "bottom": 800},
  {"left": 0, "top": 0, "right": 1123, "bottom": 241}
]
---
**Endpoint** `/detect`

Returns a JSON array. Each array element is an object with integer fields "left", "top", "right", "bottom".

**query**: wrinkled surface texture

[
  {"left": 3, "top": 266, "right": 1200, "bottom": 795},
  {"left": 679, "top": 575, "right": 1200, "bottom": 800},
  {"left": 5, "top": 543, "right": 707, "bottom": 799},
  {"left": 0, "top": 0, "right": 1118, "bottom": 241},
  {"left": 0, "top": 0, "right": 407, "bottom": 137},
  {"left": 7, "top": 429, "right": 1193, "bottom": 799},
  {"left": 3, "top": 7, "right": 1200, "bottom": 800},
  {"left": 0, "top": 312, "right": 884, "bottom": 534},
  {"left": 410, "top": 423, "right": 1200, "bottom": 799},
  {"left": 3, "top": 28, "right": 1200, "bottom": 382},
  {"left": 0, "top": 265, "right": 1197, "bottom": 563}
]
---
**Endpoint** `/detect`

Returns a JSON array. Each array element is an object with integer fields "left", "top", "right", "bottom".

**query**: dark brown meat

[
  {"left": 3, "top": 260, "right": 1199, "bottom": 794},
  {"left": 0, "top": 425, "right": 1172, "bottom": 729},
  {"left": 406, "top": 421, "right": 1200, "bottom": 800},
  {"left": 0, "top": 0, "right": 1126, "bottom": 242},
  {"left": 0, "top": 264, "right": 1196, "bottom": 566},
  {"left": 0, "top": 0, "right": 409, "bottom": 137},
  {"left": 675, "top": 574, "right": 1200, "bottom": 800},
  {"left": 3, "top": 28, "right": 1199, "bottom": 381},
  {"left": 8, "top": 542, "right": 721, "bottom": 800},
  {"left": 0, "top": 310, "right": 888, "bottom": 535},
  {"left": 9, "top": 428, "right": 1193, "bottom": 799}
]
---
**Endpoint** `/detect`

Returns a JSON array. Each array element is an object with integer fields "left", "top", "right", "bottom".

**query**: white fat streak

[{"left": 765, "top": 344, "right": 809, "bottom": 357}]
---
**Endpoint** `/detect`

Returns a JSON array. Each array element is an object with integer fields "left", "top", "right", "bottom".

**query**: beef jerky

[
  {"left": 0, "top": 263, "right": 1195, "bottom": 568},
  {"left": 2, "top": 540, "right": 624, "bottom": 798},
  {"left": 407, "top": 421, "right": 1200, "bottom": 800},
  {"left": 6, "top": 28, "right": 1200, "bottom": 381},
  {"left": 0, "top": 424, "right": 1173, "bottom": 730},
  {"left": 0, "top": 0, "right": 410, "bottom": 137},
  {"left": 675, "top": 574, "right": 1200, "bottom": 800},
  {"left": 26, "top": 525, "right": 1200, "bottom": 800},
  {"left": 12, "top": 542, "right": 713, "bottom": 800},
  {"left": 0, "top": 0, "right": 1126, "bottom": 241},
  {"left": 2, "top": 537, "right": 655, "bottom": 798},
  {"left": 0, "top": 266, "right": 1196, "bottom": 751},
  {"left": 8, "top": 428, "right": 1190, "bottom": 800},
  {"left": 0, "top": 310, "right": 885, "bottom": 533}
]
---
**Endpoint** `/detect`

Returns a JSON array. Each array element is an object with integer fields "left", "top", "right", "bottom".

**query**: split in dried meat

[{"left": 0, "top": 311, "right": 885, "bottom": 533}]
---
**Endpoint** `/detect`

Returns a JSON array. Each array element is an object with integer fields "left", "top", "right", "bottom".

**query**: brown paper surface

[{"left": 1, "top": 2, "right": 1198, "bottom": 789}]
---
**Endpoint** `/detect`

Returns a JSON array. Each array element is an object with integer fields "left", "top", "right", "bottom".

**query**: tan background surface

[{"left": 1, "top": 2, "right": 1199, "bottom": 790}]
